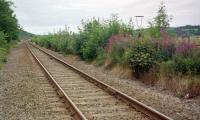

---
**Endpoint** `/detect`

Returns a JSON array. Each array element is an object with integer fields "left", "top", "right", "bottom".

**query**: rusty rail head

[
  {"left": 26, "top": 43, "right": 87, "bottom": 120},
  {"left": 30, "top": 42, "right": 173, "bottom": 120}
]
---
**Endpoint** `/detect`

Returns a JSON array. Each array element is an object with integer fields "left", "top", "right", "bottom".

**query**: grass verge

[{"left": 0, "top": 41, "right": 18, "bottom": 69}]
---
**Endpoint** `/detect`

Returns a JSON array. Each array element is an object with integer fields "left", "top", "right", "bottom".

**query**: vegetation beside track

[
  {"left": 0, "top": 31, "right": 19, "bottom": 69},
  {"left": 32, "top": 2, "right": 200, "bottom": 98},
  {"left": 0, "top": 40, "right": 11, "bottom": 69},
  {"left": 0, "top": 0, "right": 21, "bottom": 69}
]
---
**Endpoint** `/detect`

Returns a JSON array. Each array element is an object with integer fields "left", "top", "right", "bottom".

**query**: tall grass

[{"left": 0, "top": 31, "right": 14, "bottom": 69}]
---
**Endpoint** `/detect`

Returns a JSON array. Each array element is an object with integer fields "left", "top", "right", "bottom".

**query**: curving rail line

[{"left": 26, "top": 42, "right": 173, "bottom": 120}]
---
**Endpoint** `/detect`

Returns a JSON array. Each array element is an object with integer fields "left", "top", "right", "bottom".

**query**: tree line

[{"left": 0, "top": 0, "right": 19, "bottom": 44}]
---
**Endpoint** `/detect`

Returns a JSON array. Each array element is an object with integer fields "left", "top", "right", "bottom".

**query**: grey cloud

[{"left": 11, "top": 0, "right": 200, "bottom": 34}]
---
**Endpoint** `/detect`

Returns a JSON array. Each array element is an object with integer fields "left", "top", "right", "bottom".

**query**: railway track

[{"left": 26, "top": 42, "right": 173, "bottom": 120}]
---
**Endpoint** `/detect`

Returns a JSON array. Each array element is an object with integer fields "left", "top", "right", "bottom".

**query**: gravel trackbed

[{"left": 0, "top": 43, "right": 73, "bottom": 120}]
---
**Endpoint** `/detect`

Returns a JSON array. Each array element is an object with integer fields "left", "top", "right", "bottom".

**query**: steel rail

[
  {"left": 26, "top": 43, "right": 87, "bottom": 120},
  {"left": 29, "top": 42, "right": 173, "bottom": 120}
]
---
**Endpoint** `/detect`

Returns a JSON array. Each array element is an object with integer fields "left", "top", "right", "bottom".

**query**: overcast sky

[{"left": 11, "top": 0, "right": 200, "bottom": 35}]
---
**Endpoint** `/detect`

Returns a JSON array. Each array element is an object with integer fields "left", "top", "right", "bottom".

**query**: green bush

[
  {"left": 107, "top": 14, "right": 134, "bottom": 36},
  {"left": 173, "top": 55, "right": 200, "bottom": 75},
  {"left": 174, "top": 57, "right": 195, "bottom": 74},
  {"left": 73, "top": 33, "right": 84, "bottom": 55},
  {"left": 148, "top": 25, "right": 160, "bottom": 39},
  {"left": 194, "top": 57, "right": 200, "bottom": 74},
  {"left": 108, "top": 43, "right": 125, "bottom": 64},
  {"left": 0, "top": 38, "right": 12, "bottom": 69},
  {"left": 75, "top": 15, "right": 134, "bottom": 60},
  {"left": 0, "top": 31, "right": 7, "bottom": 46},
  {"left": 33, "top": 15, "right": 134, "bottom": 61},
  {"left": 32, "top": 14, "right": 199, "bottom": 79},
  {"left": 160, "top": 43, "right": 176, "bottom": 61},
  {"left": 96, "top": 47, "right": 106, "bottom": 66},
  {"left": 78, "top": 19, "right": 108, "bottom": 60},
  {"left": 82, "top": 39, "right": 98, "bottom": 60},
  {"left": 32, "top": 30, "right": 75, "bottom": 55},
  {"left": 159, "top": 60, "right": 175, "bottom": 75},
  {"left": 0, "top": 0, "right": 19, "bottom": 42},
  {"left": 127, "top": 41, "right": 156, "bottom": 78}
]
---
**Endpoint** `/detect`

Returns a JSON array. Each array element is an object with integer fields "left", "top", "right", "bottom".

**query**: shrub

[
  {"left": 96, "top": 47, "right": 106, "bottom": 66},
  {"left": 159, "top": 60, "right": 175, "bottom": 76},
  {"left": 33, "top": 15, "right": 134, "bottom": 61},
  {"left": 32, "top": 29, "right": 75, "bottom": 55},
  {"left": 174, "top": 57, "right": 195, "bottom": 74},
  {"left": 77, "top": 16, "right": 134, "bottom": 60},
  {"left": 107, "top": 34, "right": 131, "bottom": 64},
  {"left": 0, "top": 31, "right": 7, "bottom": 46},
  {"left": 107, "top": 14, "right": 134, "bottom": 36},
  {"left": 82, "top": 39, "right": 99, "bottom": 60},
  {"left": 194, "top": 57, "right": 200, "bottom": 74},
  {"left": 108, "top": 43, "right": 125, "bottom": 64},
  {"left": 175, "top": 41, "right": 196, "bottom": 58},
  {"left": 159, "top": 43, "right": 176, "bottom": 61},
  {"left": 148, "top": 24, "right": 160, "bottom": 39},
  {"left": 156, "top": 27, "right": 176, "bottom": 61},
  {"left": 79, "top": 18, "right": 107, "bottom": 60},
  {"left": 174, "top": 56, "right": 200, "bottom": 75},
  {"left": 0, "top": 37, "right": 11, "bottom": 69},
  {"left": 73, "top": 33, "right": 84, "bottom": 55},
  {"left": 127, "top": 41, "right": 156, "bottom": 78},
  {"left": 107, "top": 34, "right": 132, "bottom": 52}
]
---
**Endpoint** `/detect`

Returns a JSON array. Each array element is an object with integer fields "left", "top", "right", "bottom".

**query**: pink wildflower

[{"left": 107, "top": 33, "right": 132, "bottom": 52}]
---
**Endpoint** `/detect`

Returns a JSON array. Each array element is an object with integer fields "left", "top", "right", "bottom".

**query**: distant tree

[
  {"left": 154, "top": 2, "right": 172, "bottom": 29},
  {"left": 0, "top": 0, "right": 19, "bottom": 42},
  {"left": 148, "top": 22, "right": 161, "bottom": 39},
  {"left": 148, "top": 2, "right": 173, "bottom": 39}
]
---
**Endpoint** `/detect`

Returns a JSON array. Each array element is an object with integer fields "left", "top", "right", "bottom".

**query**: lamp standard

[{"left": 135, "top": 16, "right": 144, "bottom": 39}]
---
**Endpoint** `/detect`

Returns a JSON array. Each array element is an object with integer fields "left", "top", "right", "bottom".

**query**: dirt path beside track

[{"left": 0, "top": 43, "right": 73, "bottom": 120}]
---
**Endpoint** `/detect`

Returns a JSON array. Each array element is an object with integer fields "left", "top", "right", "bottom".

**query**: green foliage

[
  {"left": 160, "top": 43, "right": 176, "bottom": 61},
  {"left": 167, "top": 29, "right": 176, "bottom": 38},
  {"left": 79, "top": 18, "right": 107, "bottom": 60},
  {"left": 174, "top": 57, "right": 196, "bottom": 74},
  {"left": 0, "top": 40, "right": 12, "bottom": 69},
  {"left": 74, "top": 15, "right": 134, "bottom": 60},
  {"left": 107, "top": 14, "right": 134, "bottom": 36},
  {"left": 0, "top": 1, "right": 18, "bottom": 69},
  {"left": 0, "top": 31, "right": 7, "bottom": 46},
  {"left": 127, "top": 41, "right": 156, "bottom": 78},
  {"left": 148, "top": 23, "right": 161, "bottom": 39},
  {"left": 19, "top": 28, "right": 34, "bottom": 39},
  {"left": 154, "top": 2, "right": 172, "bottom": 28},
  {"left": 108, "top": 43, "right": 125, "bottom": 64},
  {"left": 33, "top": 29, "right": 75, "bottom": 55},
  {"left": 32, "top": 5, "right": 199, "bottom": 80},
  {"left": 194, "top": 57, "right": 200, "bottom": 74},
  {"left": 0, "top": 0, "right": 19, "bottom": 42},
  {"left": 159, "top": 60, "right": 175, "bottom": 75},
  {"left": 0, "top": 30, "right": 10, "bottom": 68},
  {"left": 148, "top": 2, "right": 173, "bottom": 39},
  {"left": 96, "top": 47, "right": 106, "bottom": 66},
  {"left": 82, "top": 39, "right": 98, "bottom": 60},
  {"left": 33, "top": 15, "right": 134, "bottom": 61},
  {"left": 72, "top": 33, "right": 82, "bottom": 55}
]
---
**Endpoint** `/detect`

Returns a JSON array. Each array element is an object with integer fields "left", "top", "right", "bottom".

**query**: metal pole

[{"left": 135, "top": 16, "right": 144, "bottom": 39}]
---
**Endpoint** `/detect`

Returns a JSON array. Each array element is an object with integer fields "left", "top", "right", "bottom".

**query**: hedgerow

[
  {"left": 32, "top": 3, "right": 200, "bottom": 81},
  {"left": 31, "top": 2, "right": 200, "bottom": 97}
]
